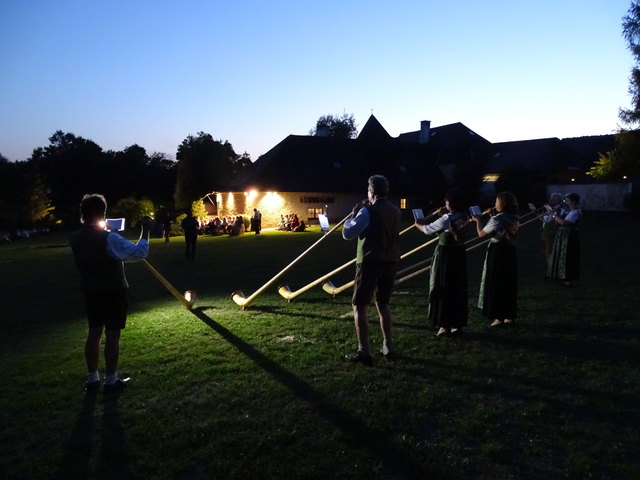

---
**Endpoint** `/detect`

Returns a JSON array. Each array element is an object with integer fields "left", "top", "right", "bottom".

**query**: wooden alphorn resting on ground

[
  {"left": 141, "top": 259, "right": 194, "bottom": 310},
  {"left": 232, "top": 212, "right": 353, "bottom": 309},
  {"left": 321, "top": 235, "right": 440, "bottom": 297},
  {"left": 277, "top": 224, "right": 417, "bottom": 302}
]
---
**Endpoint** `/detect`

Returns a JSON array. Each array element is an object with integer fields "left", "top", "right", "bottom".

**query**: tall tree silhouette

[{"left": 174, "top": 132, "right": 239, "bottom": 210}]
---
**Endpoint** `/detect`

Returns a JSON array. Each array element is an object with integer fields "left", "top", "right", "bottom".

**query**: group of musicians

[{"left": 342, "top": 175, "right": 582, "bottom": 364}]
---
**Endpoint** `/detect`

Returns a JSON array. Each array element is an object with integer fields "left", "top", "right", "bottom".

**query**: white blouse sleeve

[
  {"left": 418, "top": 214, "right": 449, "bottom": 235},
  {"left": 564, "top": 209, "right": 581, "bottom": 224}
]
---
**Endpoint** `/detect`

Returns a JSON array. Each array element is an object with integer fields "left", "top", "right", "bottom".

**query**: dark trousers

[{"left": 185, "top": 235, "right": 197, "bottom": 260}]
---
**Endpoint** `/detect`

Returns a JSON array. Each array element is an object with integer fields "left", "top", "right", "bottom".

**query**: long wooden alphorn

[{"left": 231, "top": 212, "right": 353, "bottom": 309}]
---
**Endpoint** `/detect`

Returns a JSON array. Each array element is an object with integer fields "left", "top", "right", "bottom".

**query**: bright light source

[
  {"left": 247, "top": 189, "right": 258, "bottom": 202},
  {"left": 99, "top": 220, "right": 106, "bottom": 229},
  {"left": 260, "top": 191, "right": 283, "bottom": 210}
]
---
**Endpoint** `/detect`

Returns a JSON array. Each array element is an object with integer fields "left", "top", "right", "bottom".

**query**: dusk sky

[{"left": 0, "top": 0, "right": 634, "bottom": 162}]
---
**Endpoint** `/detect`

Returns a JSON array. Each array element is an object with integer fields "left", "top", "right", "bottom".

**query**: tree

[
  {"left": 103, "top": 144, "right": 149, "bottom": 202},
  {"left": 588, "top": 127, "right": 640, "bottom": 179},
  {"left": 174, "top": 132, "right": 239, "bottom": 211},
  {"left": 191, "top": 199, "right": 208, "bottom": 219},
  {"left": 112, "top": 197, "right": 155, "bottom": 228},
  {"left": 309, "top": 113, "right": 358, "bottom": 138},
  {"left": 589, "top": 2, "right": 640, "bottom": 180},
  {"left": 0, "top": 160, "right": 53, "bottom": 228},
  {"left": 30, "top": 131, "right": 106, "bottom": 226},
  {"left": 146, "top": 152, "right": 177, "bottom": 210},
  {"left": 620, "top": 1, "right": 640, "bottom": 125}
]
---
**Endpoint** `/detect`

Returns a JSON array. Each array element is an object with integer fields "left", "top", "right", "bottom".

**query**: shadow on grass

[
  {"left": 398, "top": 354, "right": 638, "bottom": 430},
  {"left": 58, "top": 392, "right": 131, "bottom": 479},
  {"left": 59, "top": 394, "right": 96, "bottom": 478},
  {"left": 470, "top": 329, "right": 639, "bottom": 365},
  {"left": 249, "top": 305, "right": 338, "bottom": 321},
  {"left": 190, "top": 306, "right": 435, "bottom": 478}
]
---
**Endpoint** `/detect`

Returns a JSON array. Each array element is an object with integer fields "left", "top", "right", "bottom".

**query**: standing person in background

[
  {"left": 471, "top": 191, "right": 520, "bottom": 328},
  {"left": 415, "top": 189, "right": 469, "bottom": 337},
  {"left": 181, "top": 211, "right": 199, "bottom": 260},
  {"left": 539, "top": 192, "right": 568, "bottom": 271},
  {"left": 342, "top": 175, "right": 401, "bottom": 364},
  {"left": 69, "top": 194, "right": 152, "bottom": 393},
  {"left": 252, "top": 208, "right": 262, "bottom": 234},
  {"left": 547, "top": 193, "right": 582, "bottom": 286},
  {"left": 162, "top": 213, "right": 172, "bottom": 243}
]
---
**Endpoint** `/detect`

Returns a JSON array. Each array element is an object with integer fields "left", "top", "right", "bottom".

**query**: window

[
  {"left": 300, "top": 196, "right": 334, "bottom": 203},
  {"left": 400, "top": 198, "right": 407, "bottom": 209},
  {"left": 307, "top": 207, "right": 324, "bottom": 219},
  {"left": 483, "top": 174, "right": 500, "bottom": 182}
]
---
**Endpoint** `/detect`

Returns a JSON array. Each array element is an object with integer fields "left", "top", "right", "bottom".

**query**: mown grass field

[{"left": 1, "top": 212, "right": 639, "bottom": 479}]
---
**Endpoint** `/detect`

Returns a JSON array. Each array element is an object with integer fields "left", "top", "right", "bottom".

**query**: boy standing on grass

[
  {"left": 69, "top": 194, "right": 152, "bottom": 393},
  {"left": 342, "top": 175, "right": 401, "bottom": 365}
]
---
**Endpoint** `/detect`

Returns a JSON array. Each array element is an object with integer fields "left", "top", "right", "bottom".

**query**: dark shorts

[
  {"left": 84, "top": 289, "right": 128, "bottom": 330},
  {"left": 352, "top": 262, "right": 397, "bottom": 306}
]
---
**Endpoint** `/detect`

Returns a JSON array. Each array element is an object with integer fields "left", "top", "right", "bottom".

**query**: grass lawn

[{"left": 1, "top": 213, "right": 639, "bottom": 479}]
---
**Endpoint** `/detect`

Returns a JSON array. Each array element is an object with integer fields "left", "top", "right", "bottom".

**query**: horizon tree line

[{"left": 0, "top": 130, "right": 250, "bottom": 231}]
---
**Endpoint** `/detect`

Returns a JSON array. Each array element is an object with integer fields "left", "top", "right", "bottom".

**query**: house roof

[
  {"left": 357, "top": 114, "right": 392, "bottom": 141},
  {"left": 560, "top": 134, "right": 615, "bottom": 170},
  {"left": 487, "top": 138, "right": 587, "bottom": 172},
  {"left": 230, "top": 133, "right": 446, "bottom": 195},
  {"left": 229, "top": 115, "right": 611, "bottom": 196},
  {"left": 398, "top": 122, "right": 493, "bottom": 165}
]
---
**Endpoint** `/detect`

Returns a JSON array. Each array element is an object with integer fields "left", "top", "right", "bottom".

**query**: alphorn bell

[
  {"left": 277, "top": 224, "right": 417, "bottom": 302},
  {"left": 232, "top": 211, "right": 353, "bottom": 309}
]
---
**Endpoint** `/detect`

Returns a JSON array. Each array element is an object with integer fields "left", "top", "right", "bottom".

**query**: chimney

[{"left": 419, "top": 120, "right": 431, "bottom": 144}]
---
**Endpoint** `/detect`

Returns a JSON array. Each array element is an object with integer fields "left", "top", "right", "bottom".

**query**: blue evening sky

[{"left": 0, "top": 0, "right": 634, "bottom": 162}]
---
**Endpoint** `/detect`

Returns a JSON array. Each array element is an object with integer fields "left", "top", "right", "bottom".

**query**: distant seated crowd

[
  {"left": 196, "top": 212, "right": 308, "bottom": 235},
  {"left": 276, "top": 213, "right": 306, "bottom": 232},
  {"left": 200, "top": 216, "right": 246, "bottom": 236},
  {"left": 0, "top": 227, "right": 50, "bottom": 243}
]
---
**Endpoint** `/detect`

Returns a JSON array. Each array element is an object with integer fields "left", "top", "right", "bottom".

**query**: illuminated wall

[{"left": 214, "top": 191, "right": 363, "bottom": 228}]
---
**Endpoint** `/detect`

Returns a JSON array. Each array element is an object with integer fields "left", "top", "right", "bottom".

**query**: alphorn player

[
  {"left": 69, "top": 194, "right": 152, "bottom": 393},
  {"left": 470, "top": 191, "right": 520, "bottom": 328},
  {"left": 342, "top": 175, "right": 401, "bottom": 365},
  {"left": 415, "top": 189, "right": 469, "bottom": 337}
]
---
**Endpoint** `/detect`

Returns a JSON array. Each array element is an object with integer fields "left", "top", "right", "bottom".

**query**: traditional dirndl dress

[
  {"left": 547, "top": 211, "right": 581, "bottom": 281},
  {"left": 428, "top": 229, "right": 468, "bottom": 329},
  {"left": 478, "top": 213, "right": 519, "bottom": 319}
]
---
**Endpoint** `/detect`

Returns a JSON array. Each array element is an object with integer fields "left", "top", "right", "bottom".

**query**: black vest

[
  {"left": 69, "top": 226, "right": 128, "bottom": 293},
  {"left": 356, "top": 199, "right": 401, "bottom": 264}
]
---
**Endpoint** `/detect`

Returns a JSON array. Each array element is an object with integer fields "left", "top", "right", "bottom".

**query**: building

[{"left": 207, "top": 115, "right": 614, "bottom": 227}]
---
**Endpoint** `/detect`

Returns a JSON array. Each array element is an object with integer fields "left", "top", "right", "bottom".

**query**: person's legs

[
  {"left": 185, "top": 236, "right": 196, "bottom": 259},
  {"left": 85, "top": 326, "right": 103, "bottom": 374},
  {"left": 104, "top": 328, "right": 121, "bottom": 377},
  {"left": 376, "top": 302, "right": 393, "bottom": 354},
  {"left": 353, "top": 304, "right": 370, "bottom": 354},
  {"left": 345, "top": 304, "right": 372, "bottom": 365}
]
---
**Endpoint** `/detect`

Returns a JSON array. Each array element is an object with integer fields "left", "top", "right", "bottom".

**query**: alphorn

[
  {"left": 321, "top": 235, "right": 440, "bottom": 297},
  {"left": 232, "top": 212, "right": 353, "bottom": 309},
  {"left": 393, "top": 208, "right": 544, "bottom": 284},
  {"left": 277, "top": 224, "right": 417, "bottom": 301},
  {"left": 141, "top": 259, "right": 194, "bottom": 310}
]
